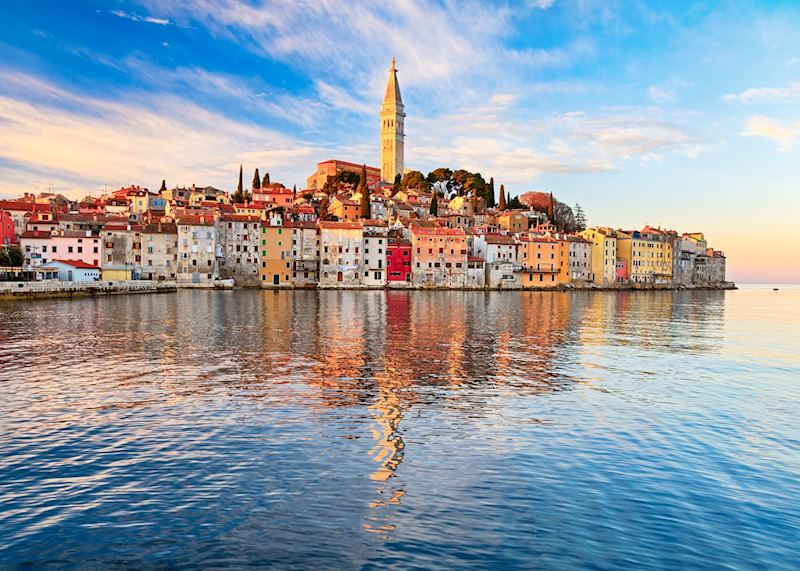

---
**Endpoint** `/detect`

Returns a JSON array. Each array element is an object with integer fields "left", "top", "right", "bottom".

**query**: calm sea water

[{"left": 1, "top": 287, "right": 799, "bottom": 569}]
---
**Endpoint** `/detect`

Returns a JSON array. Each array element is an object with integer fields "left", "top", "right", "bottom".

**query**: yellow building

[
  {"left": 617, "top": 227, "right": 673, "bottom": 284},
  {"left": 580, "top": 227, "right": 618, "bottom": 285},
  {"left": 259, "top": 219, "right": 292, "bottom": 287},
  {"left": 518, "top": 235, "right": 567, "bottom": 287}
]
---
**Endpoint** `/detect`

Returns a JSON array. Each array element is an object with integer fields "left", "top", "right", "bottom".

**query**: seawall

[{"left": 0, "top": 280, "right": 177, "bottom": 301}]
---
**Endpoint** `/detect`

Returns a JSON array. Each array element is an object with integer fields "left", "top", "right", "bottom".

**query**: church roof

[{"left": 383, "top": 57, "right": 403, "bottom": 105}]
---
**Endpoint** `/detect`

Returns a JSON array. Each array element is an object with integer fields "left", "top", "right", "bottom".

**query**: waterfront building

[
  {"left": 580, "top": 227, "right": 618, "bottom": 285},
  {"left": 141, "top": 222, "right": 178, "bottom": 281},
  {"left": 409, "top": 224, "right": 468, "bottom": 287},
  {"left": 362, "top": 219, "right": 388, "bottom": 287},
  {"left": 466, "top": 257, "right": 486, "bottom": 287},
  {"left": 176, "top": 214, "right": 219, "bottom": 284},
  {"left": 259, "top": 218, "right": 292, "bottom": 287},
  {"left": 218, "top": 213, "right": 261, "bottom": 286},
  {"left": 102, "top": 223, "right": 142, "bottom": 279},
  {"left": 40, "top": 259, "right": 101, "bottom": 282},
  {"left": 290, "top": 221, "right": 320, "bottom": 287},
  {"left": 519, "top": 235, "right": 561, "bottom": 287},
  {"left": 380, "top": 58, "right": 405, "bottom": 183},
  {"left": 694, "top": 249, "right": 726, "bottom": 286},
  {"left": 617, "top": 227, "right": 673, "bottom": 284},
  {"left": 20, "top": 229, "right": 102, "bottom": 269},
  {"left": 319, "top": 221, "right": 364, "bottom": 287},
  {"left": 386, "top": 237, "right": 412, "bottom": 283},
  {"left": 615, "top": 259, "right": 628, "bottom": 283},
  {"left": 567, "top": 235, "right": 592, "bottom": 282}
]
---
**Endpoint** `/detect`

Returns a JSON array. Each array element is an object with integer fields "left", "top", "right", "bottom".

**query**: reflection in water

[{"left": 1, "top": 288, "right": 799, "bottom": 569}]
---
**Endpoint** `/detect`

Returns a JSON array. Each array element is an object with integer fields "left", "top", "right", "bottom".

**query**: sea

[{"left": 1, "top": 285, "right": 798, "bottom": 569}]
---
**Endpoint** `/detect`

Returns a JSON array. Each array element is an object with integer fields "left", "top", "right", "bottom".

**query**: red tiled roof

[
  {"left": 483, "top": 234, "right": 517, "bottom": 245},
  {"left": 48, "top": 259, "right": 98, "bottom": 269},
  {"left": 318, "top": 159, "right": 381, "bottom": 172},
  {"left": 177, "top": 215, "right": 216, "bottom": 226},
  {"left": 220, "top": 214, "right": 261, "bottom": 222},
  {"left": 20, "top": 230, "right": 51, "bottom": 239},
  {"left": 319, "top": 221, "right": 362, "bottom": 230}
]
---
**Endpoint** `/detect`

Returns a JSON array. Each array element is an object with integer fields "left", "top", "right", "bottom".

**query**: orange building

[
  {"left": 518, "top": 235, "right": 564, "bottom": 287},
  {"left": 306, "top": 159, "right": 381, "bottom": 191},
  {"left": 259, "top": 219, "right": 292, "bottom": 286},
  {"left": 329, "top": 195, "right": 361, "bottom": 221}
]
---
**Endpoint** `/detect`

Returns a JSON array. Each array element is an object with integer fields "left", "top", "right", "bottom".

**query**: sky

[{"left": 1, "top": 0, "right": 799, "bottom": 283}]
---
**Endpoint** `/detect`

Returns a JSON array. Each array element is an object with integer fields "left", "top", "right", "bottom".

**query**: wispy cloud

[
  {"left": 0, "top": 70, "right": 341, "bottom": 197},
  {"left": 722, "top": 83, "right": 800, "bottom": 104},
  {"left": 742, "top": 115, "right": 800, "bottom": 151},
  {"left": 110, "top": 10, "right": 171, "bottom": 26},
  {"left": 647, "top": 85, "right": 675, "bottom": 104}
]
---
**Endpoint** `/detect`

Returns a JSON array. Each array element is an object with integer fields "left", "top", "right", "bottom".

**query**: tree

[
  {"left": 358, "top": 164, "right": 371, "bottom": 219},
  {"left": 574, "top": 203, "right": 587, "bottom": 231},
  {"left": 0, "top": 248, "right": 10, "bottom": 267},
  {"left": 429, "top": 192, "right": 438, "bottom": 216},
  {"left": 393, "top": 173, "right": 402, "bottom": 194},
  {"left": 401, "top": 170, "right": 429, "bottom": 192},
  {"left": 263, "top": 172, "right": 270, "bottom": 185},
  {"left": 553, "top": 199, "right": 578, "bottom": 232},
  {"left": 498, "top": 184, "right": 506, "bottom": 210},
  {"left": 159, "top": 179, "right": 166, "bottom": 192},
  {"left": 322, "top": 170, "right": 360, "bottom": 195},
  {"left": 292, "top": 185, "right": 297, "bottom": 200},
  {"left": 451, "top": 169, "right": 470, "bottom": 195},
  {"left": 8, "top": 246, "right": 23, "bottom": 267},
  {"left": 426, "top": 167, "right": 452, "bottom": 185},
  {"left": 253, "top": 168, "right": 261, "bottom": 190},
  {"left": 233, "top": 164, "right": 244, "bottom": 203},
  {"left": 464, "top": 172, "right": 486, "bottom": 200},
  {"left": 508, "top": 194, "right": 522, "bottom": 209},
  {"left": 486, "top": 177, "right": 496, "bottom": 208}
]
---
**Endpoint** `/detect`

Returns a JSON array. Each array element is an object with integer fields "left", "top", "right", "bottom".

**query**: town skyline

[{"left": 1, "top": 1, "right": 799, "bottom": 283}]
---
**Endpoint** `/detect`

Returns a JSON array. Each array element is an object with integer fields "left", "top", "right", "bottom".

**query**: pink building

[
  {"left": 20, "top": 230, "right": 102, "bottom": 268},
  {"left": 615, "top": 259, "right": 628, "bottom": 283},
  {"left": 253, "top": 185, "right": 294, "bottom": 207}
]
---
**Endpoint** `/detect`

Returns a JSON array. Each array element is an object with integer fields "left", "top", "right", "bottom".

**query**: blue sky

[{"left": 1, "top": 0, "right": 799, "bottom": 281}]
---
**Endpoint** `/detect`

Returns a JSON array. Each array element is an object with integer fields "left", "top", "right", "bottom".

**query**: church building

[{"left": 380, "top": 58, "right": 405, "bottom": 183}]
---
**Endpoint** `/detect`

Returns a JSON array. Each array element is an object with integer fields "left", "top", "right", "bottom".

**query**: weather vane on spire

[{"left": 391, "top": 57, "right": 396, "bottom": 70}]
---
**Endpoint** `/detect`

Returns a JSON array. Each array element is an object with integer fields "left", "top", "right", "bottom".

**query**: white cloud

[
  {"left": 722, "top": 83, "right": 800, "bottom": 103},
  {"left": 0, "top": 71, "right": 346, "bottom": 198},
  {"left": 742, "top": 115, "right": 800, "bottom": 151},
  {"left": 647, "top": 85, "right": 675, "bottom": 103},
  {"left": 110, "top": 10, "right": 171, "bottom": 26}
]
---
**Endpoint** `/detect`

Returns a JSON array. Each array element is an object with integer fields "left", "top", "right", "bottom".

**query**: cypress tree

[
  {"left": 263, "top": 172, "right": 270, "bottom": 185},
  {"left": 358, "top": 164, "right": 371, "bottom": 219},
  {"left": 498, "top": 184, "right": 506, "bottom": 210},
  {"left": 292, "top": 184, "right": 297, "bottom": 200},
  {"left": 253, "top": 168, "right": 261, "bottom": 190},
  {"left": 488, "top": 177, "right": 496, "bottom": 208},
  {"left": 159, "top": 179, "right": 166, "bottom": 192},
  {"left": 233, "top": 164, "right": 244, "bottom": 203},
  {"left": 429, "top": 193, "right": 438, "bottom": 216}
]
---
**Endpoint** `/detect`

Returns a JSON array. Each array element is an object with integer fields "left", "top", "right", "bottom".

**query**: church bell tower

[{"left": 380, "top": 57, "right": 405, "bottom": 183}]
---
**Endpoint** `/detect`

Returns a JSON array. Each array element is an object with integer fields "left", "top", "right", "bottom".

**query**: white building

[
  {"left": 40, "top": 259, "right": 101, "bottom": 282},
  {"left": 319, "top": 221, "right": 364, "bottom": 287},
  {"left": 362, "top": 220, "right": 388, "bottom": 287}
]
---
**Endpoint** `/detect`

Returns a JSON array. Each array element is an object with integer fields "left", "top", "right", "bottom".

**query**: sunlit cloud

[
  {"left": 0, "top": 71, "right": 341, "bottom": 197},
  {"left": 722, "top": 83, "right": 800, "bottom": 104},
  {"left": 742, "top": 115, "right": 800, "bottom": 151}
]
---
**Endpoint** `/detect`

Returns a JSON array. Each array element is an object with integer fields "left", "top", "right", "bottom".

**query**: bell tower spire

[{"left": 380, "top": 57, "right": 405, "bottom": 183}]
